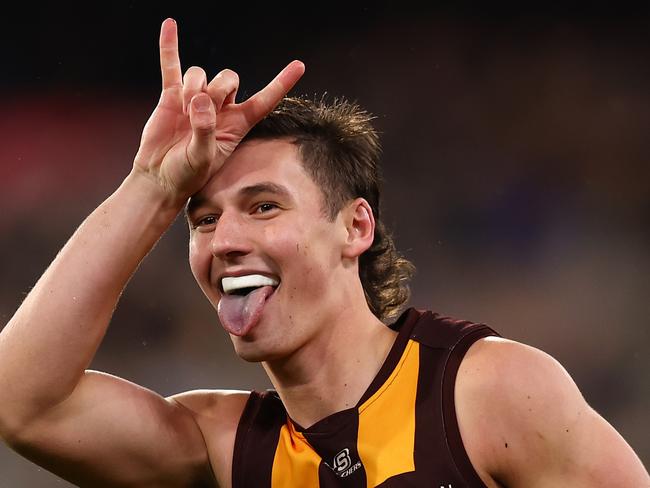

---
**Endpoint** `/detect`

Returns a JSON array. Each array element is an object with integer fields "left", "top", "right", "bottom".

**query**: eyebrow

[
  {"left": 239, "top": 182, "right": 292, "bottom": 199},
  {"left": 185, "top": 181, "right": 293, "bottom": 221}
]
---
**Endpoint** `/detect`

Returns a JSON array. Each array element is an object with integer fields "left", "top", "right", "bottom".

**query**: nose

[{"left": 210, "top": 210, "right": 254, "bottom": 260}]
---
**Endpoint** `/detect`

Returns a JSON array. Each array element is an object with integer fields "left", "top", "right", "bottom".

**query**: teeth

[{"left": 222, "top": 274, "right": 280, "bottom": 295}]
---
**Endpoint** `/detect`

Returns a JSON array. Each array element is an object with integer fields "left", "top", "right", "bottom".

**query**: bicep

[
  {"left": 534, "top": 406, "right": 650, "bottom": 488},
  {"left": 506, "top": 352, "right": 650, "bottom": 488},
  {"left": 456, "top": 338, "right": 649, "bottom": 488},
  {"left": 8, "top": 370, "right": 213, "bottom": 487}
]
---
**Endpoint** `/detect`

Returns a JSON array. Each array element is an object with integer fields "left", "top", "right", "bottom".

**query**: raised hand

[{"left": 133, "top": 18, "right": 304, "bottom": 206}]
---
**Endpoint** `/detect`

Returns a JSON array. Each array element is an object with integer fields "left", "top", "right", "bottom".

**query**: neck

[{"left": 262, "top": 303, "right": 397, "bottom": 429}]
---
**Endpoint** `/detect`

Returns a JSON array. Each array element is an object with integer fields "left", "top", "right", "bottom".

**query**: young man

[{"left": 0, "top": 18, "right": 647, "bottom": 488}]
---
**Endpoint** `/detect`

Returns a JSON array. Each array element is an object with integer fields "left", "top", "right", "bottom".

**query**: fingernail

[{"left": 193, "top": 95, "right": 211, "bottom": 112}]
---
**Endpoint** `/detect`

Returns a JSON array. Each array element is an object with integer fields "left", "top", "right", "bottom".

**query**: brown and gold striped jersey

[{"left": 232, "top": 308, "right": 499, "bottom": 487}]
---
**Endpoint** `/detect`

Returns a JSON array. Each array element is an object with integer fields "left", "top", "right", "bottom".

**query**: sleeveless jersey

[{"left": 232, "top": 308, "right": 499, "bottom": 487}]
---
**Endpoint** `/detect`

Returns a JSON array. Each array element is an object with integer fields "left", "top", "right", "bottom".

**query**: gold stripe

[
  {"left": 271, "top": 421, "right": 322, "bottom": 487},
  {"left": 357, "top": 340, "right": 419, "bottom": 487}
]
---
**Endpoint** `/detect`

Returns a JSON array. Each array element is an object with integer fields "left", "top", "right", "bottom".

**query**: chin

[{"left": 230, "top": 335, "right": 288, "bottom": 363}]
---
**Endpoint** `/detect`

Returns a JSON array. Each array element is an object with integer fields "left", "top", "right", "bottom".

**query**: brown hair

[{"left": 242, "top": 96, "right": 415, "bottom": 321}]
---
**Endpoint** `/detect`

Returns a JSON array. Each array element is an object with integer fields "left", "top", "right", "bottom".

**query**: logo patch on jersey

[{"left": 325, "top": 448, "right": 363, "bottom": 478}]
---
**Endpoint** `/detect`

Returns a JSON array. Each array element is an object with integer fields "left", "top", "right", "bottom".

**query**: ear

[{"left": 341, "top": 198, "right": 375, "bottom": 259}]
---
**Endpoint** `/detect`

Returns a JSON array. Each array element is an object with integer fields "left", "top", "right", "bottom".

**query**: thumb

[{"left": 187, "top": 93, "right": 216, "bottom": 172}]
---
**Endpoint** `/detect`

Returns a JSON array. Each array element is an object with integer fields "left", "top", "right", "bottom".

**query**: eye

[
  {"left": 193, "top": 215, "right": 218, "bottom": 229},
  {"left": 255, "top": 203, "right": 278, "bottom": 214}
]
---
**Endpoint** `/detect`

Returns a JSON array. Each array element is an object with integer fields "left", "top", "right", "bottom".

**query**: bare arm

[
  {"left": 0, "top": 18, "right": 303, "bottom": 486},
  {"left": 456, "top": 338, "right": 649, "bottom": 488}
]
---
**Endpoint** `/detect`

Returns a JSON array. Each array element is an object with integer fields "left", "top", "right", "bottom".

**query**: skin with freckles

[
  {"left": 188, "top": 140, "right": 344, "bottom": 360},
  {"left": 188, "top": 140, "right": 381, "bottom": 361},
  {"left": 187, "top": 138, "right": 397, "bottom": 428}
]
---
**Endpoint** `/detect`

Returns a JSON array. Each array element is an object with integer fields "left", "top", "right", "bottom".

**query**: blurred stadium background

[{"left": 1, "top": 4, "right": 648, "bottom": 485}]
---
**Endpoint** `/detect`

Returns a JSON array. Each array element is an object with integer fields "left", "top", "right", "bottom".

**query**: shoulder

[
  {"left": 456, "top": 336, "right": 577, "bottom": 413},
  {"left": 453, "top": 337, "right": 576, "bottom": 485},
  {"left": 168, "top": 389, "right": 252, "bottom": 488},
  {"left": 454, "top": 338, "right": 649, "bottom": 487}
]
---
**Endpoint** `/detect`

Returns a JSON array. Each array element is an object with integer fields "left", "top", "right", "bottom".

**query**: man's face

[{"left": 187, "top": 139, "right": 349, "bottom": 362}]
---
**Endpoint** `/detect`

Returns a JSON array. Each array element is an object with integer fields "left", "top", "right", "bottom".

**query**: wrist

[
  {"left": 123, "top": 168, "right": 187, "bottom": 214},
  {"left": 117, "top": 170, "right": 186, "bottom": 227}
]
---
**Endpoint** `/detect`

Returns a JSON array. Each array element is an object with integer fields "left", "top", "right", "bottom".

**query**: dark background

[{"left": 1, "top": 3, "right": 648, "bottom": 485}]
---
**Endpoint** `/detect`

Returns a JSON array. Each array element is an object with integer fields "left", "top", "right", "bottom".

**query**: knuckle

[{"left": 195, "top": 120, "right": 217, "bottom": 135}]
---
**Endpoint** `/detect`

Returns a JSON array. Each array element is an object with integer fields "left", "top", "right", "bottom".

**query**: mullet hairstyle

[{"left": 242, "top": 96, "right": 415, "bottom": 322}]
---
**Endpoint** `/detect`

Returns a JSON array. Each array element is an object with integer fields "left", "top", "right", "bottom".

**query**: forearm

[{"left": 0, "top": 170, "right": 182, "bottom": 432}]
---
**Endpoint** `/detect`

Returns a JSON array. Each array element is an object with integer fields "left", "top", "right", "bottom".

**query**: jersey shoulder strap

[{"left": 400, "top": 308, "right": 499, "bottom": 350}]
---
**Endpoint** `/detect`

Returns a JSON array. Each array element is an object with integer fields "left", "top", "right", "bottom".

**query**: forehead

[{"left": 193, "top": 139, "right": 317, "bottom": 204}]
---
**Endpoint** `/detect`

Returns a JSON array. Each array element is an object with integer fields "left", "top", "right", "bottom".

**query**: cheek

[
  {"left": 283, "top": 232, "right": 336, "bottom": 290},
  {"left": 263, "top": 224, "right": 301, "bottom": 257},
  {"left": 263, "top": 226, "right": 306, "bottom": 268},
  {"left": 188, "top": 235, "right": 210, "bottom": 283}
]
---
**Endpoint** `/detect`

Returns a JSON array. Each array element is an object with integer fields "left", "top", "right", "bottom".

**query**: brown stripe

[
  {"left": 412, "top": 321, "right": 498, "bottom": 486},
  {"left": 232, "top": 391, "right": 285, "bottom": 488},
  {"left": 302, "top": 414, "right": 367, "bottom": 487},
  {"left": 413, "top": 343, "right": 449, "bottom": 481},
  {"left": 441, "top": 326, "right": 497, "bottom": 488}
]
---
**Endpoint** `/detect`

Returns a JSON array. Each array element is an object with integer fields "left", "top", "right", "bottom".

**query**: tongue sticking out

[{"left": 217, "top": 286, "right": 275, "bottom": 336}]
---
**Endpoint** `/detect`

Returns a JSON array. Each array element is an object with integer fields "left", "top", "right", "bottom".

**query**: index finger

[
  {"left": 159, "top": 18, "right": 182, "bottom": 89},
  {"left": 240, "top": 60, "right": 306, "bottom": 126}
]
